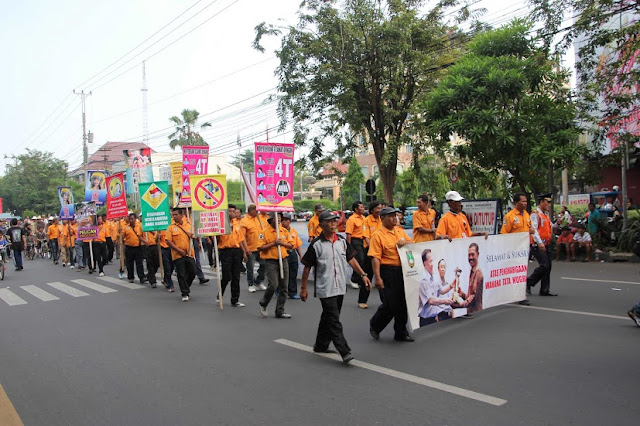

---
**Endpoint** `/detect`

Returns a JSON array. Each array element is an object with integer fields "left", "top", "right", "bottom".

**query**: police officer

[{"left": 527, "top": 193, "right": 557, "bottom": 296}]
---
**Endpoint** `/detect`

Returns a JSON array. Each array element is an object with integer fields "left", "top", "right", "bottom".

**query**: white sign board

[{"left": 441, "top": 199, "right": 501, "bottom": 235}]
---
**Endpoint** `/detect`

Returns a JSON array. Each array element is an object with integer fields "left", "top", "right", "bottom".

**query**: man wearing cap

[
  {"left": 436, "top": 191, "right": 488, "bottom": 241},
  {"left": 500, "top": 193, "right": 534, "bottom": 305},
  {"left": 345, "top": 201, "right": 366, "bottom": 292},
  {"left": 527, "top": 194, "right": 557, "bottom": 296},
  {"left": 258, "top": 212, "right": 294, "bottom": 318},
  {"left": 369, "top": 207, "right": 415, "bottom": 342},
  {"left": 301, "top": 210, "right": 371, "bottom": 363},
  {"left": 359, "top": 200, "right": 383, "bottom": 307},
  {"left": 307, "top": 204, "right": 324, "bottom": 242}
]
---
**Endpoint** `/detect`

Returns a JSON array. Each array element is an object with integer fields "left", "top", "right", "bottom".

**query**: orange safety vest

[{"left": 532, "top": 209, "right": 552, "bottom": 245}]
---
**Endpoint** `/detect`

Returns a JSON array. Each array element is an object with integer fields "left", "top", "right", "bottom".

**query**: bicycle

[
  {"left": 39, "top": 240, "right": 50, "bottom": 259},
  {"left": 0, "top": 248, "right": 7, "bottom": 280},
  {"left": 26, "top": 244, "right": 36, "bottom": 260}
]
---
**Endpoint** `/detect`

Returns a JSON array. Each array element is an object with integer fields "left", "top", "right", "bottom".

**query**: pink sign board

[
  {"left": 180, "top": 146, "right": 209, "bottom": 205},
  {"left": 254, "top": 142, "right": 295, "bottom": 212}
]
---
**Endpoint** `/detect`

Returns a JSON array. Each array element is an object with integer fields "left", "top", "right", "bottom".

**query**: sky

[{"left": 0, "top": 0, "right": 572, "bottom": 175}]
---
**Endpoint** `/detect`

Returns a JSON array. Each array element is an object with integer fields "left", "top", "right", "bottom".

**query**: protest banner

[
  {"left": 106, "top": 173, "right": 128, "bottom": 220},
  {"left": 181, "top": 146, "right": 209, "bottom": 205},
  {"left": 398, "top": 233, "right": 529, "bottom": 331},
  {"left": 139, "top": 181, "right": 171, "bottom": 231},
  {"left": 254, "top": 142, "right": 294, "bottom": 212},
  {"left": 441, "top": 199, "right": 502, "bottom": 235},
  {"left": 123, "top": 148, "right": 153, "bottom": 194},
  {"left": 84, "top": 170, "right": 109, "bottom": 205},
  {"left": 76, "top": 202, "right": 98, "bottom": 240},
  {"left": 170, "top": 161, "right": 183, "bottom": 206},
  {"left": 189, "top": 175, "right": 229, "bottom": 236},
  {"left": 58, "top": 187, "right": 75, "bottom": 220}
]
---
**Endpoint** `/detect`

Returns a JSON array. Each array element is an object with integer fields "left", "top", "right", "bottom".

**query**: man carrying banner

[
  {"left": 103, "top": 214, "right": 114, "bottom": 264},
  {"left": 60, "top": 220, "right": 76, "bottom": 269},
  {"left": 346, "top": 201, "right": 366, "bottom": 292},
  {"left": 300, "top": 210, "right": 371, "bottom": 363},
  {"left": 307, "top": 204, "right": 324, "bottom": 242},
  {"left": 122, "top": 213, "right": 148, "bottom": 284},
  {"left": 91, "top": 215, "right": 108, "bottom": 276},
  {"left": 240, "top": 204, "right": 266, "bottom": 293},
  {"left": 165, "top": 207, "right": 197, "bottom": 302},
  {"left": 217, "top": 204, "right": 247, "bottom": 307},
  {"left": 413, "top": 195, "right": 436, "bottom": 243},
  {"left": 281, "top": 213, "right": 302, "bottom": 299},
  {"left": 527, "top": 193, "right": 557, "bottom": 297},
  {"left": 436, "top": 191, "right": 487, "bottom": 241},
  {"left": 258, "top": 212, "right": 293, "bottom": 318},
  {"left": 500, "top": 193, "right": 534, "bottom": 306},
  {"left": 369, "top": 207, "right": 415, "bottom": 342}
]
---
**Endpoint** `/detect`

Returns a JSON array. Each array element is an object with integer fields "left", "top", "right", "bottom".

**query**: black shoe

[
  {"left": 462, "top": 313, "right": 474, "bottom": 319},
  {"left": 518, "top": 299, "right": 531, "bottom": 306},
  {"left": 342, "top": 353, "right": 355, "bottom": 363},
  {"left": 394, "top": 335, "right": 415, "bottom": 342},
  {"left": 526, "top": 285, "right": 532, "bottom": 295},
  {"left": 313, "top": 347, "right": 338, "bottom": 354},
  {"left": 150, "top": 283, "right": 157, "bottom": 288},
  {"left": 129, "top": 279, "right": 134, "bottom": 283},
  {"left": 369, "top": 327, "right": 380, "bottom": 341},
  {"left": 540, "top": 292, "right": 558, "bottom": 296},
  {"left": 199, "top": 278, "right": 209, "bottom": 285},
  {"left": 140, "top": 278, "right": 148, "bottom": 284}
]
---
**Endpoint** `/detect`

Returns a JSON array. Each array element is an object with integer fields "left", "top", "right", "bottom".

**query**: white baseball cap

[{"left": 445, "top": 191, "right": 464, "bottom": 201}]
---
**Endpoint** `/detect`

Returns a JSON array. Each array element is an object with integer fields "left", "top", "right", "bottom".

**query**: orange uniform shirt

[
  {"left": 500, "top": 208, "right": 531, "bottom": 234},
  {"left": 259, "top": 225, "right": 290, "bottom": 260},
  {"left": 436, "top": 212, "right": 472, "bottom": 239},
  {"left": 218, "top": 218, "right": 245, "bottom": 249},
  {"left": 145, "top": 231, "right": 157, "bottom": 246},
  {"left": 165, "top": 221, "right": 193, "bottom": 260},
  {"left": 240, "top": 215, "right": 262, "bottom": 252},
  {"left": 93, "top": 224, "right": 107, "bottom": 243},
  {"left": 159, "top": 230, "right": 169, "bottom": 249},
  {"left": 308, "top": 214, "right": 321, "bottom": 239},
  {"left": 122, "top": 222, "right": 144, "bottom": 247},
  {"left": 47, "top": 224, "right": 60, "bottom": 240},
  {"left": 286, "top": 226, "right": 302, "bottom": 250},
  {"left": 368, "top": 225, "right": 413, "bottom": 266},
  {"left": 60, "top": 224, "right": 75, "bottom": 247},
  {"left": 413, "top": 209, "right": 435, "bottom": 243},
  {"left": 345, "top": 213, "right": 365, "bottom": 239}
]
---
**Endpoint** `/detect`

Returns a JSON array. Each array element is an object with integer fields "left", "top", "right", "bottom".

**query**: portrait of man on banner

[
  {"left": 124, "top": 148, "right": 153, "bottom": 193},
  {"left": 84, "top": 170, "right": 108, "bottom": 205},
  {"left": 58, "top": 187, "right": 75, "bottom": 220}
]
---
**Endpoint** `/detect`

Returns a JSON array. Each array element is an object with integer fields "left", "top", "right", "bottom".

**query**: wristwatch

[{"left": 360, "top": 273, "right": 368, "bottom": 278}]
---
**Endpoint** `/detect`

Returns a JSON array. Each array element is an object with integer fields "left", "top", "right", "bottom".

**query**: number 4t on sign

[
  {"left": 195, "top": 159, "right": 208, "bottom": 174},
  {"left": 275, "top": 158, "right": 292, "bottom": 177}
]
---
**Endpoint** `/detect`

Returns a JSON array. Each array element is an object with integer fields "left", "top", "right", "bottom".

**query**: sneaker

[
  {"left": 70, "top": 265, "right": 74, "bottom": 270},
  {"left": 259, "top": 303, "right": 268, "bottom": 317},
  {"left": 168, "top": 288, "right": 175, "bottom": 293},
  {"left": 462, "top": 313, "right": 474, "bottom": 319},
  {"left": 276, "top": 313, "right": 292, "bottom": 319},
  {"left": 342, "top": 353, "right": 355, "bottom": 363},
  {"left": 258, "top": 283, "right": 267, "bottom": 291},
  {"left": 182, "top": 295, "right": 189, "bottom": 302},
  {"left": 350, "top": 283, "right": 359, "bottom": 289},
  {"left": 99, "top": 272, "right": 105, "bottom": 277},
  {"left": 88, "top": 269, "right": 94, "bottom": 274},
  {"left": 289, "top": 294, "right": 301, "bottom": 300},
  {"left": 628, "top": 310, "right": 640, "bottom": 327},
  {"left": 370, "top": 327, "right": 380, "bottom": 340},
  {"left": 232, "top": 302, "right": 245, "bottom": 307},
  {"left": 248, "top": 285, "right": 257, "bottom": 293},
  {"left": 62, "top": 263, "right": 66, "bottom": 267},
  {"left": 358, "top": 303, "right": 368, "bottom": 309}
]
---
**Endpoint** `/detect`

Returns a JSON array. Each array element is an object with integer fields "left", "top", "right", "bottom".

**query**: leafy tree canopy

[
  {"left": 168, "top": 109, "right": 211, "bottom": 150},
  {"left": 341, "top": 157, "right": 366, "bottom": 207}
]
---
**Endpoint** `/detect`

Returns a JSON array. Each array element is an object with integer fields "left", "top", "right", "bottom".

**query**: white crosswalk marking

[
  {"left": 21, "top": 285, "right": 60, "bottom": 301},
  {"left": 46, "top": 282, "right": 89, "bottom": 297},
  {"left": 71, "top": 279, "right": 118, "bottom": 294},
  {"left": 97, "top": 276, "right": 143, "bottom": 290},
  {"left": 0, "top": 288, "right": 28, "bottom": 306}
]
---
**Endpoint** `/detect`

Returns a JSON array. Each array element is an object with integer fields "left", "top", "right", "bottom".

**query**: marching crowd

[{"left": 2, "top": 189, "right": 639, "bottom": 362}]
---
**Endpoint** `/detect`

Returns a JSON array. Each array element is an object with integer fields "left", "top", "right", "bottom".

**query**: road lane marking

[
  {"left": 46, "top": 282, "right": 89, "bottom": 297},
  {"left": 274, "top": 338, "right": 507, "bottom": 407},
  {"left": 21, "top": 285, "right": 59, "bottom": 301},
  {"left": 0, "top": 384, "right": 23, "bottom": 426},
  {"left": 510, "top": 304, "right": 628, "bottom": 320},
  {"left": 98, "top": 276, "right": 143, "bottom": 290},
  {"left": 0, "top": 289, "right": 27, "bottom": 306},
  {"left": 71, "top": 279, "right": 118, "bottom": 294},
  {"left": 562, "top": 277, "right": 640, "bottom": 286}
]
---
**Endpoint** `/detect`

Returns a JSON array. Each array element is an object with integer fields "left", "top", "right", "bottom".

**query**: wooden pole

[
  {"left": 213, "top": 236, "right": 223, "bottom": 310},
  {"left": 158, "top": 240, "right": 164, "bottom": 280},
  {"left": 118, "top": 221, "right": 124, "bottom": 279},
  {"left": 275, "top": 213, "right": 284, "bottom": 279},
  {"left": 89, "top": 240, "right": 94, "bottom": 271}
]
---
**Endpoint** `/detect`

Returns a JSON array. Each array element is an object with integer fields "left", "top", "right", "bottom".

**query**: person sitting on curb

[
  {"left": 571, "top": 225, "right": 592, "bottom": 262},
  {"left": 555, "top": 227, "right": 574, "bottom": 261}
]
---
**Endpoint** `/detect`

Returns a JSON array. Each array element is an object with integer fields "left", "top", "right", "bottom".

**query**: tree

[
  {"left": 424, "top": 21, "right": 581, "bottom": 195},
  {"left": 254, "top": 0, "right": 478, "bottom": 203},
  {"left": 341, "top": 157, "right": 366, "bottom": 206},
  {"left": 0, "top": 149, "right": 80, "bottom": 215},
  {"left": 168, "top": 109, "right": 211, "bottom": 150},
  {"left": 230, "top": 149, "right": 255, "bottom": 173}
]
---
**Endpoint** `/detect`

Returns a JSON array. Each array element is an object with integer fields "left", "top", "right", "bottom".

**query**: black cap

[
  {"left": 318, "top": 210, "right": 339, "bottom": 222},
  {"left": 537, "top": 193, "right": 552, "bottom": 202},
  {"left": 380, "top": 206, "right": 400, "bottom": 216}
]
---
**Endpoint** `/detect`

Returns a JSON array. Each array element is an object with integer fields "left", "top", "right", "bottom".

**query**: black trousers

[
  {"left": 92, "top": 241, "right": 107, "bottom": 273},
  {"left": 350, "top": 239, "right": 371, "bottom": 303},
  {"left": 315, "top": 295, "right": 351, "bottom": 356},
  {"left": 161, "top": 247, "right": 174, "bottom": 288},
  {"left": 144, "top": 244, "right": 159, "bottom": 284},
  {"left": 174, "top": 256, "right": 197, "bottom": 297},
  {"left": 50, "top": 239, "right": 59, "bottom": 263},
  {"left": 370, "top": 266, "right": 409, "bottom": 338},
  {"left": 125, "top": 245, "right": 145, "bottom": 281},
  {"left": 82, "top": 242, "right": 91, "bottom": 269},
  {"left": 205, "top": 238, "right": 215, "bottom": 267},
  {"left": 287, "top": 250, "right": 299, "bottom": 295},
  {"left": 220, "top": 247, "right": 242, "bottom": 304},
  {"left": 106, "top": 237, "right": 114, "bottom": 262},
  {"left": 527, "top": 245, "right": 552, "bottom": 294}
]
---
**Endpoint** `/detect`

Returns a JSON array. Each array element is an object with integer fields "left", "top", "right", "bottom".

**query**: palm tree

[{"left": 168, "top": 109, "right": 211, "bottom": 150}]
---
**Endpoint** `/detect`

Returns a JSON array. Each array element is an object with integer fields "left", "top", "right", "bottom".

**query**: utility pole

[
  {"left": 73, "top": 90, "right": 92, "bottom": 180},
  {"left": 237, "top": 132, "right": 244, "bottom": 202}
]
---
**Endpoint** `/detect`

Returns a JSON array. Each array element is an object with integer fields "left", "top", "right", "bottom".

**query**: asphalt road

[{"left": 1, "top": 226, "right": 640, "bottom": 425}]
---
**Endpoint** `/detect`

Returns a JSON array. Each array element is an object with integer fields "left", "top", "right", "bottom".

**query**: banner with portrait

[
  {"left": 76, "top": 202, "right": 98, "bottom": 240},
  {"left": 398, "top": 233, "right": 529, "bottom": 331},
  {"left": 84, "top": 170, "right": 109, "bottom": 205},
  {"left": 58, "top": 186, "right": 75, "bottom": 220},
  {"left": 123, "top": 148, "right": 153, "bottom": 194},
  {"left": 253, "top": 142, "right": 294, "bottom": 212},
  {"left": 106, "top": 173, "right": 128, "bottom": 220}
]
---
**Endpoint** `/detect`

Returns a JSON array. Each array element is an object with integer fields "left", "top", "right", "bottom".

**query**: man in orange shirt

[
  {"left": 359, "top": 200, "right": 383, "bottom": 307},
  {"left": 217, "top": 204, "right": 248, "bottom": 307},
  {"left": 413, "top": 195, "right": 436, "bottom": 243},
  {"left": 60, "top": 220, "right": 75, "bottom": 268},
  {"left": 436, "top": 191, "right": 488, "bottom": 241},
  {"left": 346, "top": 201, "right": 367, "bottom": 293},
  {"left": 165, "top": 207, "right": 197, "bottom": 301},
  {"left": 258, "top": 212, "right": 294, "bottom": 318},
  {"left": 369, "top": 207, "right": 415, "bottom": 342},
  {"left": 307, "top": 204, "right": 324, "bottom": 242},
  {"left": 240, "top": 204, "right": 267, "bottom": 293},
  {"left": 91, "top": 215, "right": 108, "bottom": 276},
  {"left": 159, "top": 229, "right": 175, "bottom": 292},
  {"left": 281, "top": 213, "right": 303, "bottom": 299},
  {"left": 143, "top": 229, "right": 159, "bottom": 288},
  {"left": 47, "top": 218, "right": 61, "bottom": 265},
  {"left": 122, "top": 213, "right": 148, "bottom": 284}
]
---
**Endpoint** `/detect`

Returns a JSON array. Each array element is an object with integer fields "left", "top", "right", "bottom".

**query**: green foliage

[
  {"left": 227, "top": 180, "right": 243, "bottom": 203},
  {"left": 424, "top": 21, "right": 581, "bottom": 195},
  {"left": 341, "top": 157, "right": 365, "bottom": 207},
  {"left": 294, "top": 199, "right": 340, "bottom": 212},
  {"left": 616, "top": 218, "right": 640, "bottom": 252},
  {"left": 0, "top": 149, "right": 78, "bottom": 216},
  {"left": 254, "top": 0, "right": 478, "bottom": 202},
  {"left": 230, "top": 149, "right": 255, "bottom": 173},
  {"left": 22, "top": 209, "right": 38, "bottom": 219},
  {"left": 168, "top": 109, "right": 211, "bottom": 150}
]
